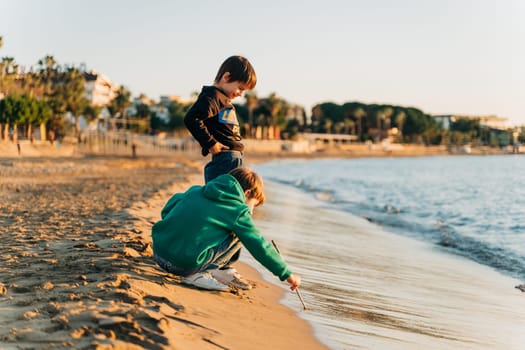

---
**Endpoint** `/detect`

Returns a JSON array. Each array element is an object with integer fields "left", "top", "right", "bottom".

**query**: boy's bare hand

[
  {"left": 209, "top": 142, "right": 230, "bottom": 155},
  {"left": 286, "top": 274, "right": 301, "bottom": 291}
]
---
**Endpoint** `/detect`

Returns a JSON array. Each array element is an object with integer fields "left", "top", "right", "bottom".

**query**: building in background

[
  {"left": 83, "top": 70, "right": 118, "bottom": 106},
  {"left": 433, "top": 115, "right": 508, "bottom": 130}
]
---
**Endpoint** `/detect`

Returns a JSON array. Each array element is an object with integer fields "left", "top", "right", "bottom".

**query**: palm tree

[
  {"left": 353, "top": 107, "right": 366, "bottom": 141},
  {"left": 343, "top": 118, "right": 355, "bottom": 134},
  {"left": 29, "top": 55, "right": 59, "bottom": 141},
  {"left": 376, "top": 110, "right": 383, "bottom": 134},
  {"left": 323, "top": 119, "right": 333, "bottom": 134},
  {"left": 35, "top": 55, "right": 58, "bottom": 100},
  {"left": 109, "top": 86, "right": 132, "bottom": 129},
  {"left": 382, "top": 107, "right": 393, "bottom": 133},
  {"left": 0, "top": 95, "right": 19, "bottom": 141},
  {"left": 267, "top": 93, "right": 281, "bottom": 125},
  {"left": 62, "top": 67, "right": 89, "bottom": 134},
  {"left": 395, "top": 111, "right": 406, "bottom": 142},
  {"left": 261, "top": 93, "right": 281, "bottom": 139},
  {"left": 244, "top": 91, "right": 258, "bottom": 138},
  {"left": 0, "top": 56, "right": 17, "bottom": 94}
]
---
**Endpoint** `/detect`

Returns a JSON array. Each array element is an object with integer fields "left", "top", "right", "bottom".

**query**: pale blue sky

[{"left": 1, "top": 0, "right": 524, "bottom": 125}]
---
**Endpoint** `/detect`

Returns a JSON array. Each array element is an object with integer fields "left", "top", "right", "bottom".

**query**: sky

[{"left": 1, "top": 0, "right": 524, "bottom": 126}]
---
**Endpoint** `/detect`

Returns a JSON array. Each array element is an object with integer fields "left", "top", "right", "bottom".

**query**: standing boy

[
  {"left": 152, "top": 168, "right": 301, "bottom": 292},
  {"left": 184, "top": 55, "right": 257, "bottom": 183}
]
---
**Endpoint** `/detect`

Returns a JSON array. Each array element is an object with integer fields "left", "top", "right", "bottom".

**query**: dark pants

[
  {"left": 154, "top": 234, "right": 242, "bottom": 277},
  {"left": 204, "top": 150, "right": 243, "bottom": 183}
]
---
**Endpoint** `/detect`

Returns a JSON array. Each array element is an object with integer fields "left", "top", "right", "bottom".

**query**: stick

[{"left": 271, "top": 240, "right": 307, "bottom": 310}]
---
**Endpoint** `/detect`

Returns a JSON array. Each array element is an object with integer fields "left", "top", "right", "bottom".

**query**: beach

[
  {"left": 0, "top": 154, "right": 326, "bottom": 349},
  {"left": 1, "top": 142, "right": 524, "bottom": 350}
]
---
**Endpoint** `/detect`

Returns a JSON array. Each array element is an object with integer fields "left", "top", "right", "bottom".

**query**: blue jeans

[
  {"left": 154, "top": 234, "right": 242, "bottom": 277},
  {"left": 204, "top": 150, "right": 243, "bottom": 183}
]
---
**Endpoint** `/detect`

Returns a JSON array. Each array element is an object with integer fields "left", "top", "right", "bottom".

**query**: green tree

[
  {"left": 0, "top": 56, "right": 17, "bottom": 95},
  {"left": 33, "top": 99, "right": 52, "bottom": 139},
  {"left": 47, "top": 67, "right": 89, "bottom": 135},
  {"left": 403, "top": 108, "right": 437, "bottom": 143},
  {"left": 109, "top": 86, "right": 132, "bottom": 122},
  {"left": 343, "top": 118, "right": 355, "bottom": 134},
  {"left": 318, "top": 102, "right": 344, "bottom": 133},
  {"left": 83, "top": 104, "right": 102, "bottom": 124},
  {"left": 35, "top": 55, "right": 59, "bottom": 138},
  {"left": 245, "top": 91, "right": 258, "bottom": 138},
  {"left": 35, "top": 55, "right": 58, "bottom": 98},
  {"left": 0, "top": 95, "right": 17, "bottom": 140},
  {"left": 167, "top": 100, "right": 190, "bottom": 130},
  {"left": 0, "top": 94, "right": 50, "bottom": 141},
  {"left": 266, "top": 92, "right": 281, "bottom": 127},
  {"left": 353, "top": 107, "right": 366, "bottom": 140},
  {"left": 323, "top": 118, "right": 333, "bottom": 134},
  {"left": 382, "top": 107, "right": 394, "bottom": 132},
  {"left": 394, "top": 111, "right": 406, "bottom": 142},
  {"left": 450, "top": 117, "right": 480, "bottom": 135},
  {"left": 17, "top": 94, "right": 35, "bottom": 140},
  {"left": 135, "top": 103, "right": 150, "bottom": 119}
]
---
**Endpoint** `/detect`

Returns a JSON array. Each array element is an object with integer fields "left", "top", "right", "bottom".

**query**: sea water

[{"left": 243, "top": 155, "right": 525, "bottom": 350}]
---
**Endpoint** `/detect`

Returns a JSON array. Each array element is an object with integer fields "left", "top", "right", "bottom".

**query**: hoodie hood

[{"left": 203, "top": 174, "right": 245, "bottom": 204}]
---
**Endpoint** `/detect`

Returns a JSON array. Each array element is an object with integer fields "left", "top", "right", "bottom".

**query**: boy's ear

[{"left": 221, "top": 72, "right": 231, "bottom": 82}]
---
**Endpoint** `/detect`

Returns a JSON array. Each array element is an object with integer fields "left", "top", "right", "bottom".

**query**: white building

[{"left": 84, "top": 70, "right": 118, "bottom": 106}]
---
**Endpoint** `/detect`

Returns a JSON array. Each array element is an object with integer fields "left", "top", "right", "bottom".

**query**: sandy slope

[{"left": 0, "top": 155, "right": 326, "bottom": 349}]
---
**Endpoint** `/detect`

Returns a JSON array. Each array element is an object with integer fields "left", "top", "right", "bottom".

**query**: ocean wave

[{"left": 255, "top": 157, "right": 525, "bottom": 281}]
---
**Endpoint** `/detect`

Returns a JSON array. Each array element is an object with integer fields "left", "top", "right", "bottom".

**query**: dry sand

[{"left": 0, "top": 155, "right": 326, "bottom": 349}]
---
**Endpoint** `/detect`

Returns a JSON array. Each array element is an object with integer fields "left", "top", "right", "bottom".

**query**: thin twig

[{"left": 271, "top": 240, "right": 307, "bottom": 310}]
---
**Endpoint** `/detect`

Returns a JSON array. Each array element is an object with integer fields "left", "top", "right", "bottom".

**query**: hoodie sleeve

[
  {"left": 184, "top": 95, "right": 218, "bottom": 153},
  {"left": 232, "top": 207, "right": 292, "bottom": 281}
]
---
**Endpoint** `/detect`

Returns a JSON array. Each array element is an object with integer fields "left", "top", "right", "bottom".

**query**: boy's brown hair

[
  {"left": 215, "top": 55, "right": 257, "bottom": 90},
  {"left": 229, "top": 167, "right": 265, "bottom": 206}
]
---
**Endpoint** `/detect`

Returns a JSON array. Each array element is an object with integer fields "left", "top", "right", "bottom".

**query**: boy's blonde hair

[
  {"left": 229, "top": 167, "right": 265, "bottom": 206},
  {"left": 215, "top": 55, "right": 257, "bottom": 90}
]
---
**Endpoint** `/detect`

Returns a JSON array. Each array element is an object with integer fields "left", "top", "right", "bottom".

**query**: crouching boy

[{"left": 152, "top": 168, "right": 301, "bottom": 292}]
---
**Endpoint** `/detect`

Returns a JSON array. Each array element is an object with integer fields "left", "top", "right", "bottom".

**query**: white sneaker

[
  {"left": 181, "top": 272, "right": 230, "bottom": 291},
  {"left": 211, "top": 268, "right": 252, "bottom": 290}
]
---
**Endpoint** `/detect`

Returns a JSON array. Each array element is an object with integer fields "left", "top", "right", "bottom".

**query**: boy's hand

[
  {"left": 209, "top": 142, "right": 230, "bottom": 155},
  {"left": 286, "top": 274, "right": 301, "bottom": 291}
]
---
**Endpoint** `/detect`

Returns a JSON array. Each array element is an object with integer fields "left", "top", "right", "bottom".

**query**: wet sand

[
  {"left": 0, "top": 155, "right": 326, "bottom": 349},
  {"left": 248, "top": 182, "right": 525, "bottom": 349}
]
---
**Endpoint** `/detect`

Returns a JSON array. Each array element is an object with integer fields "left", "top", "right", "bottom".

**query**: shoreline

[
  {"left": 251, "top": 179, "right": 525, "bottom": 349},
  {"left": 1, "top": 142, "right": 522, "bottom": 349},
  {"left": 0, "top": 155, "right": 327, "bottom": 349},
  {"left": 128, "top": 179, "right": 328, "bottom": 350},
  {"left": 1, "top": 138, "right": 520, "bottom": 161}
]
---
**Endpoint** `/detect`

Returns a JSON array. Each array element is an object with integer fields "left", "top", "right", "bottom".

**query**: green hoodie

[{"left": 152, "top": 174, "right": 292, "bottom": 281}]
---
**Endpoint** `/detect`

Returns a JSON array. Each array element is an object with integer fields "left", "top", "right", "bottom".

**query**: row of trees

[
  {"left": 1, "top": 34, "right": 521, "bottom": 146},
  {"left": 0, "top": 35, "right": 136, "bottom": 141},
  {"left": 308, "top": 102, "right": 521, "bottom": 146},
  {"left": 149, "top": 93, "right": 520, "bottom": 146},
  {"left": 1, "top": 34, "right": 91, "bottom": 141},
  {"left": 0, "top": 94, "right": 51, "bottom": 142},
  {"left": 146, "top": 91, "right": 302, "bottom": 139},
  {"left": 100, "top": 91, "right": 523, "bottom": 147}
]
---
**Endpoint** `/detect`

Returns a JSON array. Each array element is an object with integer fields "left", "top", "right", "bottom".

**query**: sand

[
  {"left": 1, "top": 139, "right": 518, "bottom": 349},
  {"left": 0, "top": 154, "right": 326, "bottom": 349}
]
